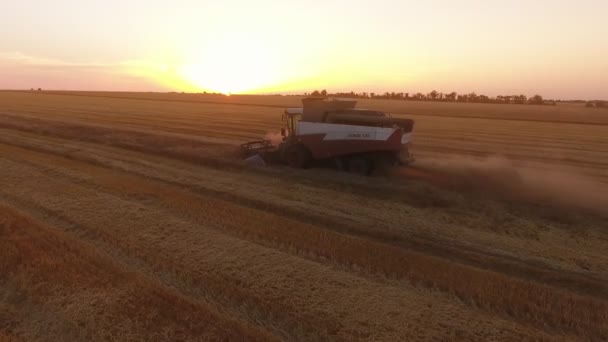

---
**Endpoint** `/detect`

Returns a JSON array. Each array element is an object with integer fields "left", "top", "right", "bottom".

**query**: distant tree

[
  {"left": 597, "top": 101, "right": 606, "bottom": 108},
  {"left": 585, "top": 101, "right": 595, "bottom": 108},
  {"left": 530, "top": 94, "right": 544, "bottom": 105},
  {"left": 520, "top": 95, "right": 527, "bottom": 104},
  {"left": 299, "top": 89, "right": 558, "bottom": 105},
  {"left": 37, "top": 88, "right": 42, "bottom": 91},
  {"left": 513, "top": 94, "right": 527, "bottom": 104}
]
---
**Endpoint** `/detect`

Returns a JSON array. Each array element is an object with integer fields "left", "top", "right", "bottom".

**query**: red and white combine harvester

[{"left": 241, "top": 97, "right": 415, "bottom": 175}]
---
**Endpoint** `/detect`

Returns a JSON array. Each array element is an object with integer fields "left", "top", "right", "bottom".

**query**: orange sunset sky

[{"left": 1, "top": 0, "right": 607, "bottom": 99}]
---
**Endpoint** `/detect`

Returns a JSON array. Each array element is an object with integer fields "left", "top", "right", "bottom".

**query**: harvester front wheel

[{"left": 285, "top": 144, "right": 311, "bottom": 169}]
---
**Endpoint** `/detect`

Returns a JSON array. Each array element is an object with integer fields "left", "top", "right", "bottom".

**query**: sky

[{"left": 1, "top": 0, "right": 607, "bottom": 99}]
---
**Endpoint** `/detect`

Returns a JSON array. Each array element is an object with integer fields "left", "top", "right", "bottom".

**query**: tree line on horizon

[
  {"left": 304, "top": 89, "right": 554, "bottom": 106},
  {"left": 25, "top": 88, "right": 604, "bottom": 108}
]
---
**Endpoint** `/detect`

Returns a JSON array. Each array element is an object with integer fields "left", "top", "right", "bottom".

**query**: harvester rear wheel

[
  {"left": 285, "top": 144, "right": 311, "bottom": 169},
  {"left": 371, "top": 153, "right": 398, "bottom": 176},
  {"left": 348, "top": 156, "right": 372, "bottom": 176}
]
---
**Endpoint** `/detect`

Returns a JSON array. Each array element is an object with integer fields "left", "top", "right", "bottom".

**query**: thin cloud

[
  {"left": 0, "top": 51, "right": 182, "bottom": 91},
  {"left": 0, "top": 51, "right": 165, "bottom": 71},
  {"left": 0, "top": 51, "right": 102, "bottom": 67}
]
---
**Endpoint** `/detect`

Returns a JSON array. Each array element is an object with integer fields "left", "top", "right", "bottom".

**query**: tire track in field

[
  {"left": 0, "top": 204, "right": 273, "bottom": 342},
  {"left": 15, "top": 103, "right": 608, "bottom": 164},
  {"left": 10, "top": 95, "right": 606, "bottom": 149},
  {"left": 0, "top": 192, "right": 322, "bottom": 342},
  {"left": 0, "top": 111, "right": 264, "bottom": 142},
  {"left": 414, "top": 144, "right": 608, "bottom": 170},
  {"left": 2, "top": 111, "right": 607, "bottom": 187},
  {"left": 0, "top": 156, "right": 555, "bottom": 341},
  {"left": 11, "top": 105, "right": 608, "bottom": 179},
  {"left": 0, "top": 142, "right": 604, "bottom": 340},
  {"left": 416, "top": 133, "right": 608, "bottom": 157},
  {"left": 2, "top": 112, "right": 607, "bottom": 218},
  {"left": 6, "top": 105, "right": 608, "bottom": 165},
  {"left": 11, "top": 105, "right": 279, "bottom": 130},
  {"left": 2, "top": 127, "right": 607, "bottom": 301},
  {"left": 0, "top": 167, "right": 352, "bottom": 341},
  {"left": 5, "top": 90, "right": 608, "bottom": 126},
  {"left": 4, "top": 128, "right": 607, "bottom": 297}
]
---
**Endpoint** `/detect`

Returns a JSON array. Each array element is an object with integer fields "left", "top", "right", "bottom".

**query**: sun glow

[{"left": 179, "top": 38, "right": 283, "bottom": 94}]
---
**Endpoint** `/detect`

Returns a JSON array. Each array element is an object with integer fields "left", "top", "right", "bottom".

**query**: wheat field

[{"left": 0, "top": 91, "right": 607, "bottom": 341}]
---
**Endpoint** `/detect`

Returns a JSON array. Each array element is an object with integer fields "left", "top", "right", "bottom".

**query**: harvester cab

[{"left": 281, "top": 108, "right": 303, "bottom": 138}]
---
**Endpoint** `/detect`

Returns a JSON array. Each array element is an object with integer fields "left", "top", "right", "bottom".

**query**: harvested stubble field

[{"left": 0, "top": 90, "right": 607, "bottom": 341}]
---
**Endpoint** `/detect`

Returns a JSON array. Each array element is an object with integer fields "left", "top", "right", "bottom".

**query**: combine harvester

[{"left": 241, "top": 97, "right": 415, "bottom": 175}]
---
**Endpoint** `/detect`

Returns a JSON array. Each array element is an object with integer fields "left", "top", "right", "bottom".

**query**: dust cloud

[
  {"left": 406, "top": 155, "right": 608, "bottom": 216},
  {"left": 264, "top": 131, "right": 284, "bottom": 146}
]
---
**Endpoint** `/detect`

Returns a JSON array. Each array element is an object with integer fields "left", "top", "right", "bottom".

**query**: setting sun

[{"left": 179, "top": 37, "right": 283, "bottom": 94}]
